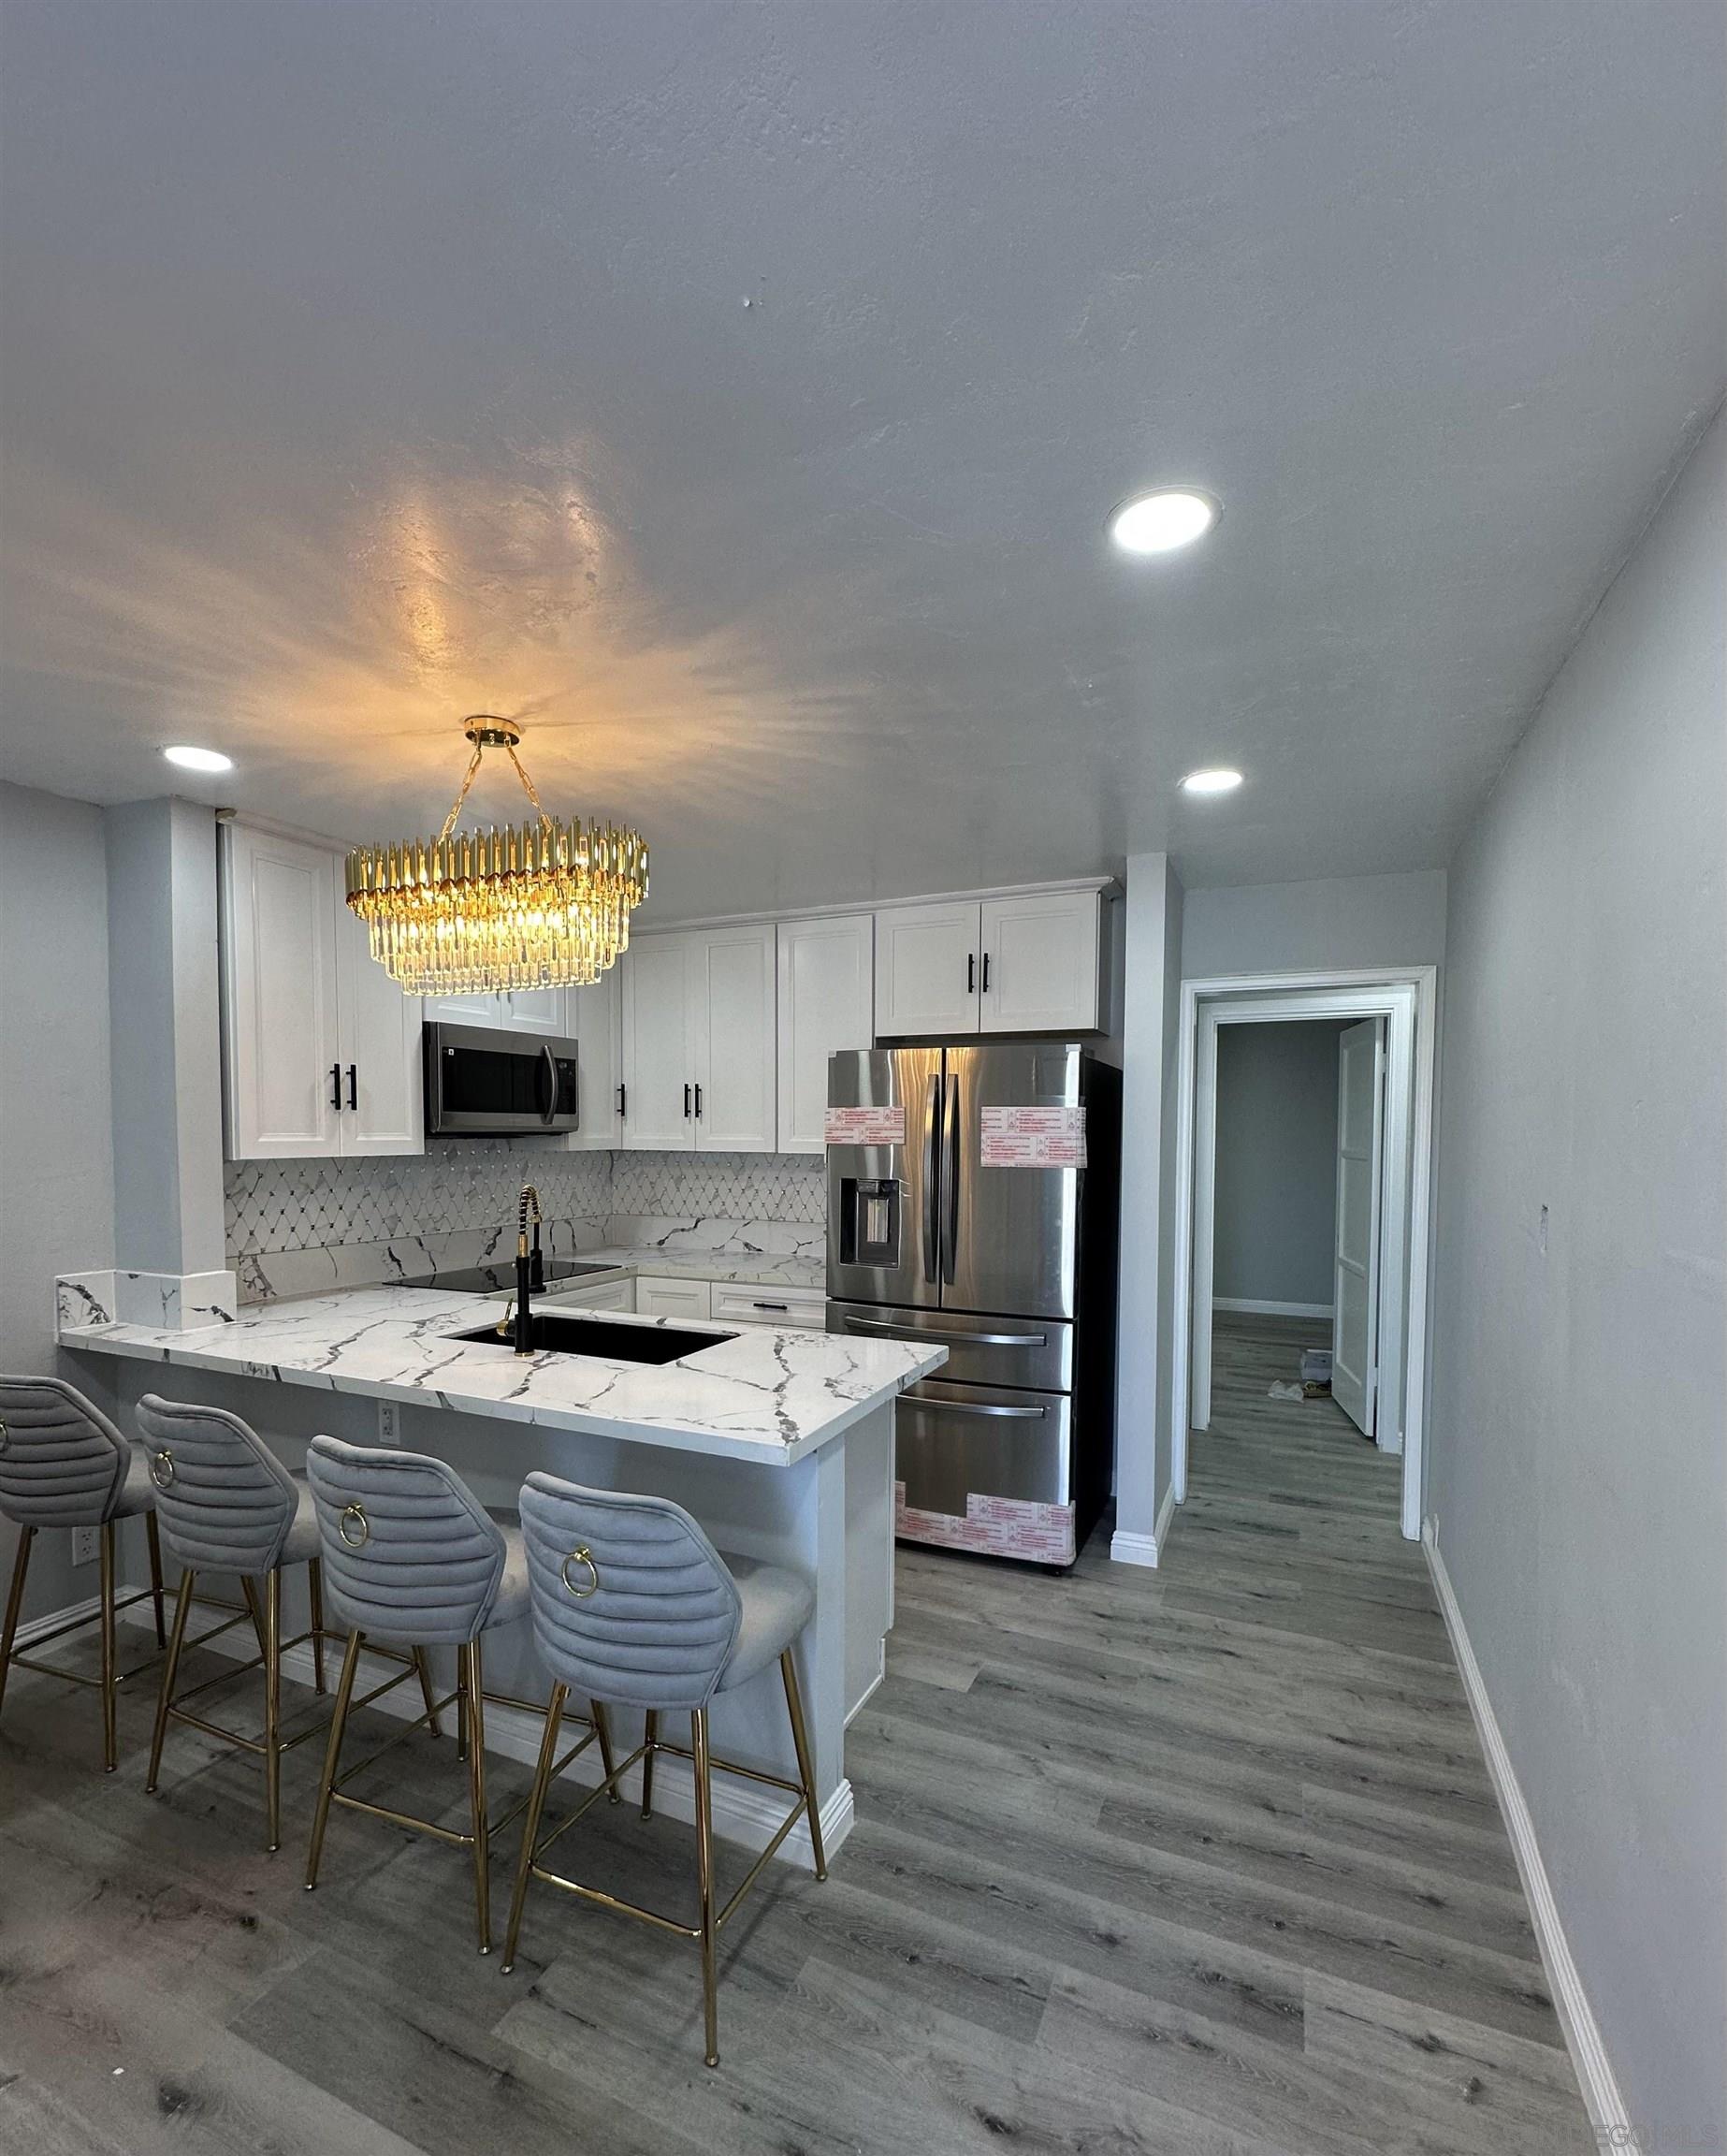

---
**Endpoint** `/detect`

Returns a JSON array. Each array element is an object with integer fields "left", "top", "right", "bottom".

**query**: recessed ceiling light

[
  {"left": 1109, "top": 488, "right": 1220, "bottom": 555},
  {"left": 162, "top": 744, "right": 234, "bottom": 774},
  {"left": 1182, "top": 766, "right": 1243, "bottom": 795}
]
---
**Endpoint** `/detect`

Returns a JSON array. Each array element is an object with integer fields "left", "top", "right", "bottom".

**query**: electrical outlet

[
  {"left": 71, "top": 1524, "right": 99, "bottom": 1566},
  {"left": 378, "top": 1400, "right": 400, "bottom": 1443}
]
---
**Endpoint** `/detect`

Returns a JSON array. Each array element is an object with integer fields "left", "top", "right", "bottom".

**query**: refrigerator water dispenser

[{"left": 837, "top": 1177, "right": 901, "bottom": 1268}]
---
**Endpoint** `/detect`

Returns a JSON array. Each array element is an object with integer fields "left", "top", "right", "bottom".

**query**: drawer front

[
  {"left": 825, "top": 1300, "right": 1073, "bottom": 1392},
  {"left": 634, "top": 1275, "right": 713, "bottom": 1319},
  {"left": 551, "top": 1277, "right": 634, "bottom": 1313},
  {"left": 710, "top": 1284, "right": 827, "bottom": 1330},
  {"left": 894, "top": 1379, "right": 1073, "bottom": 1510}
]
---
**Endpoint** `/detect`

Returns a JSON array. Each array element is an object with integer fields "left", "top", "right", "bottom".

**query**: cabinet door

[
  {"left": 499, "top": 986, "right": 566, "bottom": 1033},
  {"left": 980, "top": 892, "right": 1102, "bottom": 1034},
  {"left": 776, "top": 914, "right": 874, "bottom": 1153},
  {"left": 567, "top": 968, "right": 623, "bottom": 1150},
  {"left": 425, "top": 990, "right": 504, "bottom": 1027},
  {"left": 550, "top": 1277, "right": 635, "bottom": 1312},
  {"left": 634, "top": 1276, "right": 712, "bottom": 1320},
  {"left": 693, "top": 924, "right": 776, "bottom": 1152},
  {"left": 222, "top": 825, "right": 341, "bottom": 1158},
  {"left": 874, "top": 900, "right": 980, "bottom": 1038},
  {"left": 335, "top": 906, "right": 425, "bottom": 1156},
  {"left": 620, "top": 935, "right": 695, "bottom": 1148}
]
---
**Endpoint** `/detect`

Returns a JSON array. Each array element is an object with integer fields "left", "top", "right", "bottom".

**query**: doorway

[{"left": 1172, "top": 969, "right": 1438, "bottom": 1540}]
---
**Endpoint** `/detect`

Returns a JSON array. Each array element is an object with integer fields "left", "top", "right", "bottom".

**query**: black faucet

[{"left": 514, "top": 1183, "right": 543, "bottom": 1357}]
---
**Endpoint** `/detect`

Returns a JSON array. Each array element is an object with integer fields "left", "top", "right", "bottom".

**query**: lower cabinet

[
  {"left": 634, "top": 1275, "right": 713, "bottom": 1320},
  {"left": 552, "top": 1277, "right": 635, "bottom": 1313},
  {"left": 553, "top": 1274, "right": 826, "bottom": 1329},
  {"left": 709, "top": 1283, "right": 827, "bottom": 1331}
]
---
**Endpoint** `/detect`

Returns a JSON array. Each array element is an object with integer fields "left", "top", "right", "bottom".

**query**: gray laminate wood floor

[{"left": 0, "top": 1320, "right": 1592, "bottom": 2155}]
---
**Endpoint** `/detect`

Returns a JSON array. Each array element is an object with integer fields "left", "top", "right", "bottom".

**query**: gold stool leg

[
  {"left": 592, "top": 1699, "right": 621, "bottom": 1803},
  {"left": 262, "top": 1571, "right": 283, "bottom": 1851},
  {"left": 414, "top": 1646, "right": 443, "bottom": 1738},
  {"left": 240, "top": 1575, "right": 268, "bottom": 1659},
  {"left": 98, "top": 1522, "right": 118, "bottom": 1772},
  {"left": 639, "top": 1708, "right": 658, "bottom": 1818},
  {"left": 307, "top": 1556, "right": 327, "bottom": 1695},
  {"left": 780, "top": 1648, "right": 827, "bottom": 1881},
  {"left": 463, "top": 1641, "right": 492, "bottom": 1951},
  {"left": 306, "top": 1627, "right": 363, "bottom": 1889},
  {"left": 501, "top": 1681, "right": 566, "bottom": 1974},
  {"left": 145, "top": 1512, "right": 167, "bottom": 1647},
  {"left": 0, "top": 1523, "right": 35, "bottom": 1722},
  {"left": 146, "top": 1566, "right": 196, "bottom": 1791},
  {"left": 457, "top": 1651, "right": 469, "bottom": 1763},
  {"left": 692, "top": 1706, "right": 718, "bottom": 2068}
]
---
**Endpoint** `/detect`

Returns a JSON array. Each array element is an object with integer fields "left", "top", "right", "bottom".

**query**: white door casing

[{"left": 1331, "top": 1017, "right": 1386, "bottom": 1435}]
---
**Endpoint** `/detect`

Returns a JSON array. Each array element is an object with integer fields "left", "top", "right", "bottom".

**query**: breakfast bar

[{"left": 54, "top": 1279, "right": 945, "bottom": 1863}]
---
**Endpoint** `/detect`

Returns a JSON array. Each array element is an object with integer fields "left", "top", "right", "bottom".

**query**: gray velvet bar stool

[
  {"left": 502, "top": 1473, "right": 827, "bottom": 2068},
  {"left": 137, "top": 1393, "right": 418, "bottom": 1853},
  {"left": 0, "top": 1376, "right": 167, "bottom": 1771},
  {"left": 302, "top": 1435, "right": 620, "bottom": 1955}
]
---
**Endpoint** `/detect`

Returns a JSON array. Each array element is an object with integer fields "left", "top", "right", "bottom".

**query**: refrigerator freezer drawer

[
  {"left": 894, "top": 1378, "right": 1072, "bottom": 1512},
  {"left": 826, "top": 1300, "right": 1073, "bottom": 1391}
]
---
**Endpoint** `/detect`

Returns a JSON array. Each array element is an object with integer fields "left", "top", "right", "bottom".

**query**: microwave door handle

[
  {"left": 922, "top": 1075, "right": 941, "bottom": 1285},
  {"left": 943, "top": 1071, "right": 962, "bottom": 1285},
  {"left": 538, "top": 1044, "right": 558, "bottom": 1125}
]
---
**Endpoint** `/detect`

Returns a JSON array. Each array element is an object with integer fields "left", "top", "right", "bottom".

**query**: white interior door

[{"left": 1331, "top": 1018, "right": 1386, "bottom": 1435}]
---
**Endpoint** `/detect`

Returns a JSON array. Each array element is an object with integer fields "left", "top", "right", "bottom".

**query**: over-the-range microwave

[{"left": 423, "top": 1021, "right": 581, "bottom": 1136}]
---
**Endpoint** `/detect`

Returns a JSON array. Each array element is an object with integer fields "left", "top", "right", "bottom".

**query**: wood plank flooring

[{"left": 0, "top": 1319, "right": 1592, "bottom": 2154}]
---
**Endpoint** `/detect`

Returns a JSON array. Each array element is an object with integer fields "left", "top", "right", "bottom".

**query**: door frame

[{"left": 1173, "top": 967, "right": 1438, "bottom": 1541}]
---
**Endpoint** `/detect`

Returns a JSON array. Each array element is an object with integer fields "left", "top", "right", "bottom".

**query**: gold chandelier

[{"left": 345, "top": 716, "right": 648, "bottom": 996}]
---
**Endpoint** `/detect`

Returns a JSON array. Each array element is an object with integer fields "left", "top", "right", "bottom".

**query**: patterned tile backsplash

[{"left": 225, "top": 1144, "right": 825, "bottom": 1290}]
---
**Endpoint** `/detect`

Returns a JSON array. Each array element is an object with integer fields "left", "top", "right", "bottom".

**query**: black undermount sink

[{"left": 447, "top": 1312, "right": 734, "bottom": 1365}]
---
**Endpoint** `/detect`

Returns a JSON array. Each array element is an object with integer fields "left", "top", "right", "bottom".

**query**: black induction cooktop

[{"left": 410, "top": 1259, "right": 621, "bottom": 1295}]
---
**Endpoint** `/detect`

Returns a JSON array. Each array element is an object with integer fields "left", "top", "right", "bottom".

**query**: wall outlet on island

[
  {"left": 378, "top": 1401, "right": 400, "bottom": 1443},
  {"left": 71, "top": 1524, "right": 99, "bottom": 1567}
]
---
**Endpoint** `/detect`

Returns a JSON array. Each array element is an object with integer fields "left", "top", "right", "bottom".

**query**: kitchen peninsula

[{"left": 55, "top": 1279, "right": 944, "bottom": 1863}]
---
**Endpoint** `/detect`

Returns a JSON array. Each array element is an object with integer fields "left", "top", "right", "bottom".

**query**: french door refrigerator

[{"left": 826, "top": 1042, "right": 1120, "bottom": 1568}]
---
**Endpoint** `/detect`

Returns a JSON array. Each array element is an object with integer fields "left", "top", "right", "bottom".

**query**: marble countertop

[{"left": 58, "top": 1285, "right": 943, "bottom": 1466}]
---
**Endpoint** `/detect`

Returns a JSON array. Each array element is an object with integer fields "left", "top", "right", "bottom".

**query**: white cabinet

[
  {"left": 635, "top": 1275, "right": 713, "bottom": 1320},
  {"left": 874, "top": 899, "right": 981, "bottom": 1038},
  {"left": 979, "top": 890, "right": 1102, "bottom": 1034},
  {"left": 425, "top": 989, "right": 502, "bottom": 1027},
  {"left": 776, "top": 914, "right": 874, "bottom": 1152},
  {"left": 425, "top": 985, "right": 569, "bottom": 1033},
  {"left": 620, "top": 926, "right": 776, "bottom": 1153},
  {"left": 875, "top": 889, "right": 1105, "bottom": 1038},
  {"left": 710, "top": 1283, "right": 827, "bottom": 1331},
  {"left": 548, "top": 1276, "right": 634, "bottom": 1313},
  {"left": 222, "top": 824, "right": 423, "bottom": 1160},
  {"left": 567, "top": 968, "right": 624, "bottom": 1150}
]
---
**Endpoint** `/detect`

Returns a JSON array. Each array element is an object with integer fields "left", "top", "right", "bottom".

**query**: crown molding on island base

[
  {"left": 1110, "top": 1481, "right": 1178, "bottom": 1569},
  {"left": 1421, "top": 1522, "right": 1638, "bottom": 2156}
]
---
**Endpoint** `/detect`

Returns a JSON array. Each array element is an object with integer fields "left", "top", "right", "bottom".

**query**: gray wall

[
  {"left": 1113, "top": 852, "right": 1183, "bottom": 1553},
  {"left": 0, "top": 781, "right": 120, "bottom": 1622},
  {"left": 1430, "top": 404, "right": 1725, "bottom": 2150},
  {"left": 1182, "top": 869, "right": 1447, "bottom": 980},
  {"left": 1213, "top": 1021, "right": 1346, "bottom": 1311}
]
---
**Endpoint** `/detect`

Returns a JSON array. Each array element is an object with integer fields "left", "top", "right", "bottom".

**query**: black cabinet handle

[
  {"left": 329, "top": 1063, "right": 342, "bottom": 1111},
  {"left": 694, "top": 1084, "right": 704, "bottom": 1118},
  {"left": 980, "top": 952, "right": 991, "bottom": 994},
  {"left": 346, "top": 1064, "right": 358, "bottom": 1111},
  {"left": 966, "top": 953, "right": 976, "bottom": 995},
  {"left": 684, "top": 1083, "right": 692, "bottom": 1118},
  {"left": 617, "top": 1082, "right": 627, "bottom": 1119}
]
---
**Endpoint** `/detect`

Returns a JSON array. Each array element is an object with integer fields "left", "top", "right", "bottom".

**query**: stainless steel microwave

[{"left": 423, "top": 1022, "right": 581, "bottom": 1136}]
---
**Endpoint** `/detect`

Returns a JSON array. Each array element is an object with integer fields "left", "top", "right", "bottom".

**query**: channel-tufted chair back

[
  {"left": 517, "top": 1473, "right": 743, "bottom": 1712},
  {"left": 135, "top": 1395, "right": 300, "bottom": 1575},
  {"left": 305, "top": 1435, "right": 508, "bottom": 1646},
  {"left": 0, "top": 1376, "right": 133, "bottom": 1526}
]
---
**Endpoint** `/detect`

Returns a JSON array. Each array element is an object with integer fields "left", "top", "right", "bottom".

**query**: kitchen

[{"left": 3, "top": 7, "right": 1721, "bottom": 2154}]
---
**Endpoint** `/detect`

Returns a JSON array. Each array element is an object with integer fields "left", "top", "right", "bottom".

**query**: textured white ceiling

[{"left": 2, "top": 1, "right": 1721, "bottom": 919}]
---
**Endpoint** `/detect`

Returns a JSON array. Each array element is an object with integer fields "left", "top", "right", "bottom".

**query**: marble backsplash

[{"left": 225, "top": 1142, "right": 826, "bottom": 1304}]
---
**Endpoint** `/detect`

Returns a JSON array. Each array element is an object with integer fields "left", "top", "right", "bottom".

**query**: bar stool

[
  {"left": 501, "top": 1473, "right": 827, "bottom": 2068},
  {"left": 302, "top": 1435, "right": 619, "bottom": 1954},
  {"left": 0, "top": 1375, "right": 167, "bottom": 1771},
  {"left": 137, "top": 1394, "right": 427, "bottom": 1853}
]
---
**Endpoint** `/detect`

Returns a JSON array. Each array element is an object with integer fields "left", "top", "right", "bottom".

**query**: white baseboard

[
  {"left": 1421, "top": 1524, "right": 1636, "bottom": 2154},
  {"left": 9, "top": 1588, "right": 107, "bottom": 1651},
  {"left": 844, "top": 1654, "right": 886, "bottom": 1728},
  {"left": 115, "top": 1600, "right": 847, "bottom": 1872},
  {"left": 1110, "top": 1481, "right": 1178, "bottom": 1570},
  {"left": 1212, "top": 1296, "right": 1334, "bottom": 1319}
]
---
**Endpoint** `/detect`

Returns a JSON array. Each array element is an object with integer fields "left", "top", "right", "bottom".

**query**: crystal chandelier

[{"left": 345, "top": 716, "right": 648, "bottom": 996}]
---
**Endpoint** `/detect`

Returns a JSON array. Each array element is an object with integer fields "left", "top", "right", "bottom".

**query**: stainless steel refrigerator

[{"left": 826, "top": 1042, "right": 1120, "bottom": 1568}]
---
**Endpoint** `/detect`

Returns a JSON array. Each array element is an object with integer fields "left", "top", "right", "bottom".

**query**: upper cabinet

[
  {"left": 875, "top": 887, "right": 1106, "bottom": 1038},
  {"left": 776, "top": 914, "right": 875, "bottom": 1153},
  {"left": 222, "top": 824, "right": 423, "bottom": 1160},
  {"left": 620, "top": 925, "right": 776, "bottom": 1152},
  {"left": 566, "top": 967, "right": 623, "bottom": 1150},
  {"left": 424, "top": 985, "right": 568, "bottom": 1033}
]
